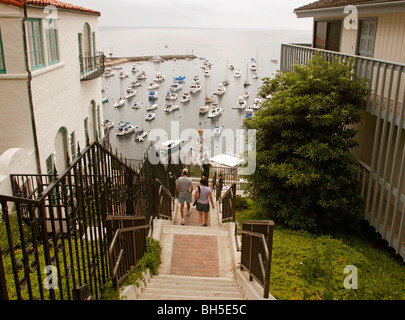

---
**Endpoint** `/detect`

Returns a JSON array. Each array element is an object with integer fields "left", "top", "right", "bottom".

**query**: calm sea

[{"left": 100, "top": 27, "right": 311, "bottom": 160}]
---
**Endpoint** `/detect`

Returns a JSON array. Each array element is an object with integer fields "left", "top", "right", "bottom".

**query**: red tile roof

[
  {"left": 295, "top": 0, "right": 404, "bottom": 11},
  {"left": 0, "top": 0, "right": 100, "bottom": 16}
]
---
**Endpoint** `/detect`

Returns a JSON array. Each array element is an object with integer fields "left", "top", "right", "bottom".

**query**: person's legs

[
  {"left": 198, "top": 211, "right": 203, "bottom": 226},
  {"left": 178, "top": 195, "right": 185, "bottom": 225},
  {"left": 203, "top": 210, "right": 209, "bottom": 226}
]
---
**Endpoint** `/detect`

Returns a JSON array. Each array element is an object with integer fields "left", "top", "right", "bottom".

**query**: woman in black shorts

[{"left": 194, "top": 176, "right": 215, "bottom": 226}]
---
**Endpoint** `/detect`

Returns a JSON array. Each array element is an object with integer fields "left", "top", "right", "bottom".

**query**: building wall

[{"left": 0, "top": 3, "right": 103, "bottom": 195}]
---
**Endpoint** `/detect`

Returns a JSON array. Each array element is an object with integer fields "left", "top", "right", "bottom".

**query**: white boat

[
  {"left": 103, "top": 70, "right": 114, "bottom": 77},
  {"left": 180, "top": 92, "right": 191, "bottom": 103},
  {"left": 222, "top": 79, "right": 230, "bottom": 86},
  {"left": 213, "top": 125, "right": 223, "bottom": 136},
  {"left": 116, "top": 124, "right": 136, "bottom": 136},
  {"left": 114, "top": 98, "right": 125, "bottom": 108},
  {"left": 119, "top": 71, "right": 129, "bottom": 79},
  {"left": 135, "top": 129, "right": 148, "bottom": 142},
  {"left": 153, "top": 72, "right": 165, "bottom": 82},
  {"left": 250, "top": 58, "right": 257, "bottom": 71},
  {"left": 150, "top": 56, "right": 163, "bottom": 63},
  {"left": 164, "top": 104, "right": 179, "bottom": 113},
  {"left": 145, "top": 113, "right": 155, "bottom": 121},
  {"left": 189, "top": 84, "right": 202, "bottom": 94},
  {"left": 214, "top": 82, "right": 226, "bottom": 96},
  {"left": 102, "top": 97, "right": 109, "bottom": 103},
  {"left": 148, "top": 91, "right": 159, "bottom": 100},
  {"left": 103, "top": 119, "right": 114, "bottom": 129},
  {"left": 112, "top": 65, "right": 123, "bottom": 70},
  {"left": 244, "top": 80, "right": 251, "bottom": 87},
  {"left": 131, "top": 64, "right": 139, "bottom": 73},
  {"left": 228, "top": 63, "right": 234, "bottom": 70},
  {"left": 147, "top": 82, "right": 159, "bottom": 90},
  {"left": 130, "top": 80, "right": 142, "bottom": 87},
  {"left": 199, "top": 105, "right": 209, "bottom": 114},
  {"left": 193, "top": 75, "right": 200, "bottom": 84},
  {"left": 243, "top": 90, "right": 249, "bottom": 98},
  {"left": 236, "top": 96, "right": 246, "bottom": 109},
  {"left": 147, "top": 103, "right": 158, "bottom": 111},
  {"left": 204, "top": 68, "right": 211, "bottom": 77},
  {"left": 117, "top": 121, "right": 130, "bottom": 127},
  {"left": 160, "top": 139, "right": 181, "bottom": 154},
  {"left": 125, "top": 88, "right": 136, "bottom": 99},
  {"left": 132, "top": 101, "right": 141, "bottom": 109},
  {"left": 252, "top": 72, "right": 259, "bottom": 79},
  {"left": 173, "top": 76, "right": 185, "bottom": 84},
  {"left": 205, "top": 96, "right": 215, "bottom": 104},
  {"left": 137, "top": 71, "right": 147, "bottom": 80},
  {"left": 207, "top": 107, "right": 224, "bottom": 118},
  {"left": 234, "top": 68, "right": 241, "bottom": 78},
  {"left": 170, "top": 83, "right": 182, "bottom": 92},
  {"left": 166, "top": 91, "right": 178, "bottom": 100},
  {"left": 245, "top": 105, "right": 254, "bottom": 113},
  {"left": 252, "top": 97, "right": 262, "bottom": 109}
]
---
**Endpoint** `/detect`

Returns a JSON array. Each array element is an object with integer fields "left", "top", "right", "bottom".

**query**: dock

[{"left": 105, "top": 54, "right": 198, "bottom": 67}]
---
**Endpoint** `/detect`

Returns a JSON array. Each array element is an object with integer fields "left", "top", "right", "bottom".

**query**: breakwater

[{"left": 105, "top": 54, "right": 198, "bottom": 66}]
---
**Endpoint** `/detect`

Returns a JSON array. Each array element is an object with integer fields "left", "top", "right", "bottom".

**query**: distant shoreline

[{"left": 105, "top": 54, "right": 198, "bottom": 66}]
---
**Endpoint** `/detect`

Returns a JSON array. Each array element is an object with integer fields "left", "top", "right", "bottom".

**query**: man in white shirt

[{"left": 176, "top": 169, "right": 193, "bottom": 225}]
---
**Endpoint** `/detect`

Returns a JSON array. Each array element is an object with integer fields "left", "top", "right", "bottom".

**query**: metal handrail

[
  {"left": 108, "top": 221, "right": 151, "bottom": 288},
  {"left": 239, "top": 229, "right": 271, "bottom": 299},
  {"left": 156, "top": 178, "right": 174, "bottom": 220}
]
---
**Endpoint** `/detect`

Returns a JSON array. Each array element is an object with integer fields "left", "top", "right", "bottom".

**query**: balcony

[
  {"left": 280, "top": 43, "right": 405, "bottom": 261},
  {"left": 80, "top": 53, "right": 105, "bottom": 81}
]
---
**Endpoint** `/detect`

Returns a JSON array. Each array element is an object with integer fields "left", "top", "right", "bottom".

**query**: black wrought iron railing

[
  {"left": 0, "top": 140, "right": 184, "bottom": 300},
  {"left": 155, "top": 179, "right": 174, "bottom": 220},
  {"left": 80, "top": 53, "right": 105, "bottom": 81},
  {"left": 220, "top": 183, "right": 236, "bottom": 222},
  {"left": 239, "top": 220, "right": 274, "bottom": 299}
]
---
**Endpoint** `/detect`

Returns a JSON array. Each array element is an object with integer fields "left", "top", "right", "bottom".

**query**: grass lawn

[{"left": 236, "top": 197, "right": 405, "bottom": 300}]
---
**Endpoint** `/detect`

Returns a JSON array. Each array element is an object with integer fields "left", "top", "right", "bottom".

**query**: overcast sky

[{"left": 66, "top": 0, "right": 313, "bottom": 30}]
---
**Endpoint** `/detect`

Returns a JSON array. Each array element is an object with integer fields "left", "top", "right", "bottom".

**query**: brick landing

[{"left": 170, "top": 234, "right": 219, "bottom": 277}]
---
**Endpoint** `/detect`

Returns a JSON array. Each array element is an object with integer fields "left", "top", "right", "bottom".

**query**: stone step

[
  {"left": 162, "top": 224, "right": 229, "bottom": 237},
  {"left": 138, "top": 274, "right": 246, "bottom": 300}
]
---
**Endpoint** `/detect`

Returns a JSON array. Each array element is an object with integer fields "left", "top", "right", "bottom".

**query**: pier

[{"left": 105, "top": 54, "right": 198, "bottom": 67}]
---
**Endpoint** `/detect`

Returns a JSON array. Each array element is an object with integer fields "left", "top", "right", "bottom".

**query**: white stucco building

[{"left": 0, "top": 0, "right": 104, "bottom": 195}]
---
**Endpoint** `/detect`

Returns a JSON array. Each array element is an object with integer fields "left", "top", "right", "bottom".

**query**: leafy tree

[{"left": 244, "top": 54, "right": 369, "bottom": 230}]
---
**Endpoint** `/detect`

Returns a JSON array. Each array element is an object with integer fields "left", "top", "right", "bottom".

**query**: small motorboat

[
  {"left": 213, "top": 125, "right": 223, "bottom": 136},
  {"left": 102, "top": 97, "right": 109, "bottom": 103},
  {"left": 228, "top": 63, "right": 234, "bottom": 70},
  {"left": 132, "top": 101, "right": 141, "bottom": 109},
  {"left": 135, "top": 129, "right": 148, "bottom": 142},
  {"left": 103, "top": 69, "right": 114, "bottom": 77},
  {"left": 170, "top": 83, "right": 182, "bottom": 92},
  {"left": 222, "top": 79, "right": 230, "bottom": 86},
  {"left": 150, "top": 56, "right": 162, "bottom": 63},
  {"left": 131, "top": 64, "right": 139, "bottom": 73},
  {"left": 244, "top": 80, "right": 251, "bottom": 87},
  {"left": 245, "top": 105, "right": 254, "bottom": 113},
  {"left": 130, "top": 80, "right": 142, "bottom": 87},
  {"left": 189, "top": 84, "right": 202, "bottom": 94},
  {"left": 160, "top": 139, "right": 181, "bottom": 154},
  {"left": 173, "top": 76, "right": 185, "bottom": 84},
  {"left": 148, "top": 91, "right": 159, "bottom": 100},
  {"left": 147, "top": 82, "right": 159, "bottom": 90},
  {"left": 207, "top": 107, "right": 224, "bottom": 118},
  {"left": 114, "top": 98, "right": 125, "bottom": 108},
  {"left": 199, "top": 105, "right": 209, "bottom": 114},
  {"left": 137, "top": 71, "right": 147, "bottom": 80},
  {"left": 204, "top": 68, "right": 211, "bottom": 77},
  {"left": 214, "top": 82, "right": 226, "bottom": 96},
  {"left": 164, "top": 104, "right": 179, "bottom": 113},
  {"left": 166, "top": 91, "right": 178, "bottom": 100},
  {"left": 119, "top": 71, "right": 129, "bottom": 79},
  {"left": 234, "top": 68, "right": 241, "bottom": 78},
  {"left": 117, "top": 121, "right": 130, "bottom": 127},
  {"left": 236, "top": 96, "right": 246, "bottom": 109},
  {"left": 250, "top": 59, "right": 257, "bottom": 71},
  {"left": 243, "top": 90, "right": 249, "bottom": 98},
  {"left": 145, "top": 113, "right": 155, "bottom": 121},
  {"left": 103, "top": 119, "right": 114, "bottom": 129},
  {"left": 116, "top": 124, "right": 136, "bottom": 136},
  {"left": 252, "top": 97, "right": 262, "bottom": 109},
  {"left": 147, "top": 103, "right": 158, "bottom": 111},
  {"left": 153, "top": 72, "right": 165, "bottom": 82},
  {"left": 252, "top": 72, "right": 259, "bottom": 79},
  {"left": 180, "top": 92, "right": 191, "bottom": 103},
  {"left": 125, "top": 88, "right": 136, "bottom": 99},
  {"left": 245, "top": 112, "right": 253, "bottom": 119}
]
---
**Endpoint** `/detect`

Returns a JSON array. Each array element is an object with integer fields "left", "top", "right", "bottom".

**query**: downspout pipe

[{"left": 22, "top": 2, "right": 42, "bottom": 174}]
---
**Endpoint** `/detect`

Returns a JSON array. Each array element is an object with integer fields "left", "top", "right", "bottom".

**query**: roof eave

[{"left": 294, "top": 0, "right": 405, "bottom": 18}]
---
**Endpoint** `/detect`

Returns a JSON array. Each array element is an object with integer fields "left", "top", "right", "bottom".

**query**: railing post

[{"left": 0, "top": 245, "right": 9, "bottom": 300}]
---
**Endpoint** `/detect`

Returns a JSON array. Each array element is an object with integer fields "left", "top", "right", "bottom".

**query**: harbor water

[{"left": 100, "top": 27, "right": 311, "bottom": 161}]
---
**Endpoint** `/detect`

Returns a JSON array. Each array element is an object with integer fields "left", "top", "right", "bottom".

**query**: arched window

[{"left": 54, "top": 127, "right": 69, "bottom": 171}]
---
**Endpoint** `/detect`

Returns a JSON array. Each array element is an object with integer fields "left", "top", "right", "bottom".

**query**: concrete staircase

[
  {"left": 120, "top": 186, "right": 273, "bottom": 300},
  {"left": 137, "top": 274, "right": 245, "bottom": 300}
]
